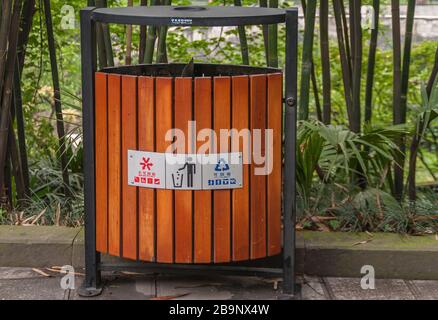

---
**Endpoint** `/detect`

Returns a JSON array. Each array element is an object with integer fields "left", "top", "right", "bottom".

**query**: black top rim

[
  {"left": 98, "top": 63, "right": 282, "bottom": 77},
  {"left": 90, "top": 5, "right": 288, "bottom": 26}
]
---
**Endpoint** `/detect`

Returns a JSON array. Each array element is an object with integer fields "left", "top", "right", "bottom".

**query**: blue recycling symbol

[{"left": 215, "top": 158, "right": 230, "bottom": 172}]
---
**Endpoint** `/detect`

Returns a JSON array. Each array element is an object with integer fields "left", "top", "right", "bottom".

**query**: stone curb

[{"left": 1, "top": 226, "right": 437, "bottom": 280}]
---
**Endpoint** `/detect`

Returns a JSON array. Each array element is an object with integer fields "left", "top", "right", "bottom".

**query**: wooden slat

[
  {"left": 121, "top": 75, "right": 138, "bottom": 260},
  {"left": 174, "top": 78, "right": 193, "bottom": 263},
  {"left": 138, "top": 77, "right": 155, "bottom": 261},
  {"left": 107, "top": 74, "right": 121, "bottom": 256},
  {"left": 231, "top": 75, "right": 250, "bottom": 261},
  {"left": 194, "top": 77, "right": 212, "bottom": 263},
  {"left": 155, "top": 77, "right": 174, "bottom": 263},
  {"left": 213, "top": 77, "right": 231, "bottom": 263},
  {"left": 250, "top": 74, "right": 267, "bottom": 259},
  {"left": 95, "top": 72, "right": 108, "bottom": 253},
  {"left": 267, "top": 73, "right": 282, "bottom": 256}
]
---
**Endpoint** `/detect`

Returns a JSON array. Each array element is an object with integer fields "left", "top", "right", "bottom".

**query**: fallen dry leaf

[
  {"left": 46, "top": 268, "right": 85, "bottom": 276},
  {"left": 32, "top": 268, "right": 51, "bottom": 277},
  {"left": 175, "top": 283, "right": 222, "bottom": 289},
  {"left": 120, "top": 271, "right": 148, "bottom": 276},
  {"left": 310, "top": 216, "right": 331, "bottom": 232},
  {"left": 352, "top": 239, "right": 373, "bottom": 246},
  {"left": 151, "top": 293, "right": 189, "bottom": 300},
  {"left": 31, "top": 208, "right": 47, "bottom": 225}
]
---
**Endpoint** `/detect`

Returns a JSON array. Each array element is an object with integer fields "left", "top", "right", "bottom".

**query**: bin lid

[{"left": 91, "top": 5, "right": 288, "bottom": 26}]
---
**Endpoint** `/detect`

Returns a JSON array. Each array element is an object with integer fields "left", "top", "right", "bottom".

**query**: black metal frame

[{"left": 79, "top": 5, "right": 298, "bottom": 298}]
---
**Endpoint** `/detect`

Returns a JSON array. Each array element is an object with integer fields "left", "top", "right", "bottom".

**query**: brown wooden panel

[
  {"left": 194, "top": 77, "right": 212, "bottom": 263},
  {"left": 231, "top": 75, "right": 250, "bottom": 261},
  {"left": 95, "top": 72, "right": 108, "bottom": 253},
  {"left": 138, "top": 77, "right": 155, "bottom": 261},
  {"left": 250, "top": 74, "right": 267, "bottom": 259},
  {"left": 267, "top": 73, "right": 282, "bottom": 256},
  {"left": 107, "top": 74, "right": 121, "bottom": 256},
  {"left": 174, "top": 78, "right": 193, "bottom": 263},
  {"left": 155, "top": 77, "right": 174, "bottom": 263},
  {"left": 213, "top": 77, "right": 231, "bottom": 263},
  {"left": 121, "top": 75, "right": 138, "bottom": 260}
]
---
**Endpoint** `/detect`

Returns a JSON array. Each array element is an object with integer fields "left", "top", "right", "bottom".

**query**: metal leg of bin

[
  {"left": 78, "top": 7, "right": 102, "bottom": 297},
  {"left": 281, "top": 8, "right": 301, "bottom": 299}
]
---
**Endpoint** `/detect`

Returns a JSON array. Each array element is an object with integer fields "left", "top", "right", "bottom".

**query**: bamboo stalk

[
  {"left": 260, "top": 0, "right": 269, "bottom": 66},
  {"left": 407, "top": 47, "right": 438, "bottom": 201},
  {"left": 156, "top": 0, "right": 171, "bottom": 63},
  {"left": 267, "top": 0, "right": 278, "bottom": 67},
  {"left": 0, "top": 0, "right": 12, "bottom": 95},
  {"left": 145, "top": 0, "right": 159, "bottom": 64},
  {"left": 43, "top": 0, "right": 71, "bottom": 197},
  {"left": 333, "top": 0, "right": 353, "bottom": 129},
  {"left": 311, "top": 63, "right": 322, "bottom": 121},
  {"left": 96, "top": 0, "right": 114, "bottom": 67},
  {"left": 234, "top": 0, "right": 249, "bottom": 66},
  {"left": 91, "top": 0, "right": 107, "bottom": 68},
  {"left": 302, "top": 0, "right": 321, "bottom": 121},
  {"left": 0, "top": 0, "right": 22, "bottom": 196},
  {"left": 139, "top": 0, "right": 148, "bottom": 64},
  {"left": 13, "top": 61, "right": 30, "bottom": 197},
  {"left": 397, "top": 0, "right": 416, "bottom": 201},
  {"left": 298, "top": 0, "right": 317, "bottom": 121},
  {"left": 340, "top": 0, "right": 352, "bottom": 78},
  {"left": 320, "top": 0, "right": 331, "bottom": 124},
  {"left": 8, "top": 123, "right": 25, "bottom": 201},
  {"left": 364, "top": 0, "right": 380, "bottom": 124},
  {"left": 96, "top": 24, "right": 107, "bottom": 68},
  {"left": 400, "top": 0, "right": 416, "bottom": 116},
  {"left": 17, "top": 0, "right": 36, "bottom": 73},
  {"left": 125, "top": 0, "right": 133, "bottom": 65},
  {"left": 391, "top": 0, "right": 403, "bottom": 201},
  {"left": 351, "top": 0, "right": 362, "bottom": 134},
  {"left": 426, "top": 48, "right": 438, "bottom": 96},
  {"left": 156, "top": 27, "right": 168, "bottom": 63}
]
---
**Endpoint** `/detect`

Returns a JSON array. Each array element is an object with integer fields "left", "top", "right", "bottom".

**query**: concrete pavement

[{"left": 1, "top": 267, "right": 438, "bottom": 300}]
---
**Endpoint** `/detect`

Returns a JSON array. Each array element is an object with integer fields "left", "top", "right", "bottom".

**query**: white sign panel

[
  {"left": 127, "top": 150, "right": 243, "bottom": 190},
  {"left": 165, "top": 154, "right": 202, "bottom": 190},
  {"left": 201, "top": 153, "right": 243, "bottom": 190},
  {"left": 127, "top": 150, "right": 166, "bottom": 189}
]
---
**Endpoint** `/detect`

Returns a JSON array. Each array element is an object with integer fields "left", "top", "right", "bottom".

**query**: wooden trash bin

[{"left": 94, "top": 63, "right": 283, "bottom": 264}]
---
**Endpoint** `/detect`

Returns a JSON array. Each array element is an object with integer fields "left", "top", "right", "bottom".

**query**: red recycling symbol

[{"left": 140, "top": 157, "right": 153, "bottom": 171}]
